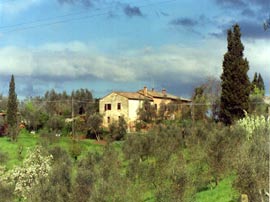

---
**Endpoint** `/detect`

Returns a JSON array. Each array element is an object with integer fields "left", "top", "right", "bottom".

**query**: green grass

[
  {"left": 0, "top": 130, "right": 38, "bottom": 168},
  {"left": 1, "top": 131, "right": 239, "bottom": 202},
  {"left": 0, "top": 130, "right": 105, "bottom": 169},
  {"left": 195, "top": 175, "right": 239, "bottom": 202}
]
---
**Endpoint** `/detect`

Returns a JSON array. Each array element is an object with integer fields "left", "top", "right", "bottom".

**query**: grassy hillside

[
  {"left": 0, "top": 130, "right": 104, "bottom": 169},
  {"left": 195, "top": 175, "right": 238, "bottom": 202},
  {"left": 0, "top": 128, "right": 241, "bottom": 202}
]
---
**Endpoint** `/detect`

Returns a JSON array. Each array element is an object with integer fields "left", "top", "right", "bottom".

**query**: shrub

[
  {"left": 237, "top": 112, "right": 269, "bottom": 140},
  {"left": 0, "top": 151, "right": 8, "bottom": 164},
  {"left": 69, "top": 141, "right": 83, "bottom": 161},
  {"left": 108, "top": 117, "right": 127, "bottom": 141},
  {"left": 234, "top": 113, "right": 269, "bottom": 202},
  {"left": 1, "top": 146, "right": 53, "bottom": 200}
]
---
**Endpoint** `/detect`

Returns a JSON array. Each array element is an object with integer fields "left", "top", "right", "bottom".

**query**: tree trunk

[{"left": 94, "top": 131, "right": 100, "bottom": 141}]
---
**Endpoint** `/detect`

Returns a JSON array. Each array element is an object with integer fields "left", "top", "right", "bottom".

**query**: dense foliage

[
  {"left": 0, "top": 115, "right": 268, "bottom": 202},
  {"left": 251, "top": 72, "right": 265, "bottom": 94}
]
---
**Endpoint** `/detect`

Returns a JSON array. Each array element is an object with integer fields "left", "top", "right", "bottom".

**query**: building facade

[{"left": 99, "top": 87, "right": 191, "bottom": 130}]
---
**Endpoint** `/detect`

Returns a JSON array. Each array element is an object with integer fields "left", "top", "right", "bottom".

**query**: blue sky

[{"left": 0, "top": 0, "right": 269, "bottom": 99}]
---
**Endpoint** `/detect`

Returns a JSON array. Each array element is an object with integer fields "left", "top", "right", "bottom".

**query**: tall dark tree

[
  {"left": 251, "top": 72, "right": 258, "bottom": 92},
  {"left": 251, "top": 72, "right": 265, "bottom": 95},
  {"left": 257, "top": 73, "right": 265, "bottom": 94},
  {"left": 7, "top": 75, "right": 18, "bottom": 140},
  {"left": 219, "top": 24, "right": 250, "bottom": 125}
]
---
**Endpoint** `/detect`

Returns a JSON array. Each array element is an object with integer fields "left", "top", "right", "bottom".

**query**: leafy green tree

[
  {"left": 72, "top": 88, "right": 93, "bottom": 115},
  {"left": 21, "top": 101, "right": 49, "bottom": 131},
  {"left": 46, "top": 115, "right": 65, "bottom": 133},
  {"left": 89, "top": 145, "right": 140, "bottom": 202},
  {"left": 192, "top": 86, "right": 208, "bottom": 121},
  {"left": 219, "top": 24, "right": 250, "bottom": 125},
  {"left": 117, "top": 116, "right": 127, "bottom": 140},
  {"left": 251, "top": 72, "right": 265, "bottom": 95},
  {"left": 72, "top": 151, "right": 98, "bottom": 202},
  {"left": 158, "top": 102, "right": 167, "bottom": 120},
  {"left": 108, "top": 117, "right": 128, "bottom": 141},
  {"left": 205, "top": 127, "right": 231, "bottom": 186},
  {"left": 7, "top": 75, "right": 18, "bottom": 141},
  {"left": 42, "top": 88, "right": 95, "bottom": 118},
  {"left": 249, "top": 86, "right": 267, "bottom": 115},
  {"left": 30, "top": 147, "right": 72, "bottom": 202},
  {"left": 69, "top": 141, "right": 83, "bottom": 161},
  {"left": 157, "top": 101, "right": 179, "bottom": 121},
  {"left": 123, "top": 125, "right": 194, "bottom": 202},
  {"left": 138, "top": 100, "right": 156, "bottom": 123},
  {"left": 0, "top": 94, "right": 8, "bottom": 111},
  {"left": 87, "top": 113, "right": 103, "bottom": 141}
]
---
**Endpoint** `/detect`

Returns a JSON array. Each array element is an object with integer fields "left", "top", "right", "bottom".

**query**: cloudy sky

[{"left": 0, "top": 0, "right": 269, "bottom": 99}]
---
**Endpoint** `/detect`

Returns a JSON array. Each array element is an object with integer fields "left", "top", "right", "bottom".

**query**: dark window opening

[
  {"left": 105, "top": 104, "right": 111, "bottom": 111},
  {"left": 117, "top": 103, "right": 121, "bottom": 110},
  {"left": 79, "top": 106, "right": 85, "bottom": 115},
  {"left": 107, "top": 116, "right": 111, "bottom": 124}
]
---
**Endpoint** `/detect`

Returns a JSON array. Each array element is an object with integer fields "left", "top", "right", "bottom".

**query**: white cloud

[
  {"left": 1, "top": 0, "right": 42, "bottom": 16},
  {"left": 0, "top": 38, "right": 268, "bottom": 93},
  {"left": 244, "top": 39, "right": 270, "bottom": 79}
]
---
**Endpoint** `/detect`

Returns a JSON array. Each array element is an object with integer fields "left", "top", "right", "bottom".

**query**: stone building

[{"left": 99, "top": 87, "right": 191, "bottom": 130}]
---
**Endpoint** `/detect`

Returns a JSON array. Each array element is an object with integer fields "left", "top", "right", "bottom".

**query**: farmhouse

[{"left": 99, "top": 87, "right": 191, "bottom": 130}]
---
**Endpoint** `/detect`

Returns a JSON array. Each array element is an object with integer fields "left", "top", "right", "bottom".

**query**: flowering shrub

[
  {"left": 237, "top": 111, "right": 270, "bottom": 140},
  {"left": 1, "top": 146, "right": 53, "bottom": 200}
]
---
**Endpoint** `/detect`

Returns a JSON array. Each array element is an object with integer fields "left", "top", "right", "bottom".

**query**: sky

[{"left": 0, "top": 0, "right": 269, "bottom": 99}]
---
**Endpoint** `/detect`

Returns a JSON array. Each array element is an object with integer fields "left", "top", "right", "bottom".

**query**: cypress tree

[
  {"left": 7, "top": 75, "right": 18, "bottom": 141},
  {"left": 257, "top": 73, "right": 265, "bottom": 94},
  {"left": 251, "top": 72, "right": 258, "bottom": 92},
  {"left": 251, "top": 72, "right": 265, "bottom": 95},
  {"left": 219, "top": 24, "right": 250, "bottom": 125}
]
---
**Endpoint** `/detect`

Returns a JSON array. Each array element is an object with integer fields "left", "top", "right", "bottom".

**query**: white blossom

[
  {"left": 0, "top": 146, "right": 53, "bottom": 199},
  {"left": 237, "top": 111, "right": 270, "bottom": 140}
]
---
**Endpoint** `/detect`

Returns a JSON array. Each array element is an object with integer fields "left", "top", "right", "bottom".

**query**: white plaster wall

[
  {"left": 99, "top": 92, "right": 128, "bottom": 127},
  {"left": 128, "top": 99, "right": 143, "bottom": 122}
]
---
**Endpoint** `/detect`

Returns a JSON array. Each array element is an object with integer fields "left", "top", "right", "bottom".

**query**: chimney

[
  {"left": 143, "top": 86, "right": 148, "bottom": 96},
  {"left": 162, "top": 88, "right": 167, "bottom": 96}
]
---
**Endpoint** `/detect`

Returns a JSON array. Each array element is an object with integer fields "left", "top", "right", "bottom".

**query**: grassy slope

[
  {"left": 0, "top": 130, "right": 104, "bottom": 169},
  {"left": 0, "top": 131, "right": 238, "bottom": 202},
  {"left": 0, "top": 131, "right": 38, "bottom": 168},
  {"left": 195, "top": 175, "right": 238, "bottom": 202}
]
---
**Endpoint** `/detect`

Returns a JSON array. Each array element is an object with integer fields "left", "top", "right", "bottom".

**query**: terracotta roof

[
  {"left": 137, "top": 89, "right": 191, "bottom": 102},
  {"left": 115, "top": 92, "right": 152, "bottom": 101},
  {"left": 101, "top": 88, "right": 191, "bottom": 102}
]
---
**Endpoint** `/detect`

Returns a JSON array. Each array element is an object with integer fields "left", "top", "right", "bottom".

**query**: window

[
  {"left": 117, "top": 103, "right": 121, "bottom": 110},
  {"left": 107, "top": 116, "right": 111, "bottom": 124},
  {"left": 104, "top": 104, "right": 111, "bottom": 111},
  {"left": 154, "top": 104, "right": 158, "bottom": 110}
]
